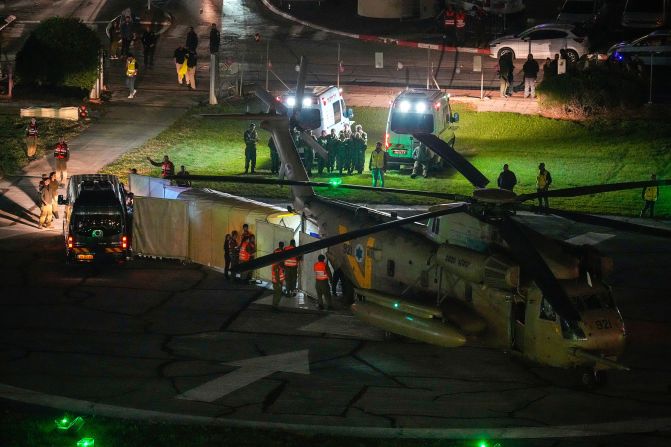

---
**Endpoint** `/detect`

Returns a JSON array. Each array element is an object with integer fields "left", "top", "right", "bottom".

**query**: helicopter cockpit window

[{"left": 539, "top": 297, "right": 557, "bottom": 321}]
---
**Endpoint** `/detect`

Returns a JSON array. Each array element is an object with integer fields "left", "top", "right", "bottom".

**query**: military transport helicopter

[{"left": 184, "top": 57, "right": 671, "bottom": 386}]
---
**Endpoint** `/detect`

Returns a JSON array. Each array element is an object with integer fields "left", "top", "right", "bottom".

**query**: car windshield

[
  {"left": 390, "top": 111, "right": 434, "bottom": 134},
  {"left": 73, "top": 213, "right": 123, "bottom": 237},
  {"left": 296, "top": 108, "right": 321, "bottom": 130},
  {"left": 562, "top": 1, "right": 594, "bottom": 13},
  {"left": 626, "top": 0, "right": 663, "bottom": 13}
]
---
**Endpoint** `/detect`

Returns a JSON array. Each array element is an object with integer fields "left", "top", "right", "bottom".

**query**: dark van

[{"left": 58, "top": 174, "right": 131, "bottom": 263}]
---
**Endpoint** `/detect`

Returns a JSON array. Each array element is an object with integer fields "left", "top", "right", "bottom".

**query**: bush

[
  {"left": 536, "top": 64, "right": 646, "bottom": 120},
  {"left": 15, "top": 17, "right": 101, "bottom": 93}
]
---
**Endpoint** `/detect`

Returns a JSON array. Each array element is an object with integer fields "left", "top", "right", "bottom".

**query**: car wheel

[
  {"left": 497, "top": 47, "right": 515, "bottom": 60},
  {"left": 566, "top": 49, "right": 579, "bottom": 64}
]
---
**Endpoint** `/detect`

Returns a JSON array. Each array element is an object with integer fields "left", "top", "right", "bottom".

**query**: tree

[{"left": 16, "top": 17, "right": 101, "bottom": 92}]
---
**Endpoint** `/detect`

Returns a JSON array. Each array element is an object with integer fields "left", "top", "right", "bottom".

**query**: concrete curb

[{"left": 259, "top": 0, "right": 491, "bottom": 55}]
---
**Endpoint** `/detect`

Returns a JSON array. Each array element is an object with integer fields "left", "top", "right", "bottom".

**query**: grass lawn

[
  {"left": 0, "top": 115, "right": 86, "bottom": 177},
  {"left": 101, "top": 102, "right": 671, "bottom": 217},
  {"left": 0, "top": 404, "right": 487, "bottom": 447}
]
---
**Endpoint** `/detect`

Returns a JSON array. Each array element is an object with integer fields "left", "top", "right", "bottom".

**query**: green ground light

[
  {"left": 76, "top": 437, "right": 95, "bottom": 447},
  {"left": 328, "top": 177, "right": 342, "bottom": 187},
  {"left": 54, "top": 415, "right": 84, "bottom": 431}
]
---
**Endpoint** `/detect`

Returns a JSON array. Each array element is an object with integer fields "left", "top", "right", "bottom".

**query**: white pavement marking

[
  {"left": 176, "top": 350, "right": 310, "bottom": 403},
  {"left": 300, "top": 314, "right": 385, "bottom": 341},
  {"left": 565, "top": 232, "right": 616, "bottom": 246},
  {"left": 2, "top": 382, "right": 671, "bottom": 438}
]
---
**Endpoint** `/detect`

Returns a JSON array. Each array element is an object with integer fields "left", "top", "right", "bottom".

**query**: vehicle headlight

[
  {"left": 302, "top": 97, "right": 312, "bottom": 107},
  {"left": 399, "top": 100, "right": 411, "bottom": 113},
  {"left": 415, "top": 102, "right": 427, "bottom": 113},
  {"left": 286, "top": 97, "right": 296, "bottom": 107}
]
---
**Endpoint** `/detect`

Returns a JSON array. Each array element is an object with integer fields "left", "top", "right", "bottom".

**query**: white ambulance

[{"left": 276, "top": 86, "right": 354, "bottom": 135}]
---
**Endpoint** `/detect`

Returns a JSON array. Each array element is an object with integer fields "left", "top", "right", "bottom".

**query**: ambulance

[
  {"left": 276, "top": 86, "right": 354, "bottom": 135},
  {"left": 385, "top": 89, "right": 458, "bottom": 170}
]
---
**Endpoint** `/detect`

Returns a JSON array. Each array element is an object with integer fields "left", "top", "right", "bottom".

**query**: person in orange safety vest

[
  {"left": 455, "top": 9, "right": 466, "bottom": 45},
  {"left": 271, "top": 241, "right": 286, "bottom": 309},
  {"left": 313, "top": 254, "right": 332, "bottom": 310},
  {"left": 53, "top": 136, "right": 70, "bottom": 186},
  {"left": 283, "top": 239, "right": 300, "bottom": 297}
]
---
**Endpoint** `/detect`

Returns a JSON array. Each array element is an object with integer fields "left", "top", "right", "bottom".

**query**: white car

[
  {"left": 608, "top": 30, "right": 671, "bottom": 66},
  {"left": 488, "top": 23, "right": 590, "bottom": 62}
]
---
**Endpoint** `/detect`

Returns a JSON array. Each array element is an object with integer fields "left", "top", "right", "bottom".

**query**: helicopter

[{"left": 182, "top": 57, "right": 671, "bottom": 386}]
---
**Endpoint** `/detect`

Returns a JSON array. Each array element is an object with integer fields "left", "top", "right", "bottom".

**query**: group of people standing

[
  {"left": 223, "top": 224, "right": 258, "bottom": 283},
  {"left": 498, "top": 52, "right": 539, "bottom": 99},
  {"left": 36, "top": 135, "right": 70, "bottom": 229}
]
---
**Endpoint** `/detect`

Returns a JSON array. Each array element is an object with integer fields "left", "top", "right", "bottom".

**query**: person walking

[
  {"left": 48, "top": 172, "right": 60, "bottom": 219},
  {"left": 141, "top": 29, "right": 157, "bottom": 68},
  {"left": 271, "top": 241, "right": 286, "bottom": 310},
  {"left": 268, "top": 136, "right": 280, "bottom": 175},
  {"left": 109, "top": 19, "right": 121, "bottom": 60},
  {"left": 147, "top": 155, "right": 175, "bottom": 178},
  {"left": 244, "top": 123, "right": 259, "bottom": 174},
  {"left": 125, "top": 54, "right": 138, "bottom": 99},
  {"left": 53, "top": 136, "right": 69, "bottom": 186},
  {"left": 314, "top": 254, "right": 332, "bottom": 310},
  {"left": 25, "top": 117, "right": 39, "bottom": 159},
  {"left": 497, "top": 163, "right": 517, "bottom": 191},
  {"left": 640, "top": 174, "right": 659, "bottom": 218},
  {"left": 536, "top": 162, "right": 552, "bottom": 212},
  {"left": 522, "top": 54, "right": 539, "bottom": 99},
  {"left": 186, "top": 49, "right": 197, "bottom": 90},
  {"left": 120, "top": 15, "right": 133, "bottom": 57},
  {"left": 498, "top": 52, "right": 513, "bottom": 97},
  {"left": 186, "top": 26, "right": 198, "bottom": 52},
  {"left": 283, "top": 239, "right": 300, "bottom": 297},
  {"left": 209, "top": 23, "right": 220, "bottom": 55},
  {"left": 411, "top": 143, "right": 432, "bottom": 179},
  {"left": 38, "top": 177, "right": 54, "bottom": 229},
  {"left": 369, "top": 142, "right": 388, "bottom": 187},
  {"left": 174, "top": 45, "right": 188, "bottom": 85}
]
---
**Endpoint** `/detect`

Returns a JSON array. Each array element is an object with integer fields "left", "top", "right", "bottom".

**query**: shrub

[
  {"left": 536, "top": 64, "right": 647, "bottom": 120},
  {"left": 15, "top": 17, "right": 101, "bottom": 93}
]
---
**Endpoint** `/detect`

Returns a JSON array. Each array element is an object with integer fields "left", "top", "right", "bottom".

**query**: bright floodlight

[
  {"left": 286, "top": 97, "right": 296, "bottom": 107},
  {"left": 302, "top": 97, "right": 312, "bottom": 107},
  {"left": 399, "top": 100, "right": 411, "bottom": 112},
  {"left": 415, "top": 102, "right": 427, "bottom": 113}
]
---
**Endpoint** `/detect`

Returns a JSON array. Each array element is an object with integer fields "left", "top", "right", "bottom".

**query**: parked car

[
  {"left": 488, "top": 23, "right": 590, "bottom": 62},
  {"left": 608, "top": 29, "right": 671, "bottom": 65},
  {"left": 621, "top": 0, "right": 668, "bottom": 29},
  {"left": 556, "top": 0, "right": 600, "bottom": 25}
]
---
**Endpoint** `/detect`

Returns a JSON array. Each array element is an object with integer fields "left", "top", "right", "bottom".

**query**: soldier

[
  {"left": 228, "top": 230, "right": 240, "bottom": 280},
  {"left": 283, "top": 239, "right": 299, "bottom": 297},
  {"left": 335, "top": 130, "right": 347, "bottom": 175},
  {"left": 325, "top": 129, "right": 338, "bottom": 173},
  {"left": 271, "top": 241, "right": 286, "bottom": 310},
  {"left": 303, "top": 131, "right": 315, "bottom": 176},
  {"left": 53, "top": 136, "right": 70, "bottom": 186},
  {"left": 268, "top": 136, "right": 280, "bottom": 175},
  {"left": 343, "top": 132, "right": 354, "bottom": 175},
  {"left": 351, "top": 131, "right": 367, "bottom": 174},
  {"left": 355, "top": 124, "right": 368, "bottom": 145},
  {"left": 25, "top": 118, "right": 38, "bottom": 159},
  {"left": 244, "top": 123, "right": 258, "bottom": 174},
  {"left": 640, "top": 174, "right": 659, "bottom": 218},
  {"left": 316, "top": 130, "right": 329, "bottom": 175},
  {"left": 38, "top": 177, "right": 54, "bottom": 229},
  {"left": 411, "top": 143, "right": 432, "bottom": 179},
  {"left": 314, "top": 254, "right": 332, "bottom": 310}
]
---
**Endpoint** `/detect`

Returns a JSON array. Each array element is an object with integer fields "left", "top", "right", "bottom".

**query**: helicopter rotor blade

[
  {"left": 496, "top": 217, "right": 581, "bottom": 322},
  {"left": 517, "top": 179, "right": 671, "bottom": 202},
  {"left": 253, "top": 88, "right": 288, "bottom": 115},
  {"left": 231, "top": 204, "right": 469, "bottom": 273},
  {"left": 520, "top": 205, "right": 671, "bottom": 239},
  {"left": 413, "top": 133, "right": 490, "bottom": 189},
  {"left": 168, "top": 175, "right": 473, "bottom": 202}
]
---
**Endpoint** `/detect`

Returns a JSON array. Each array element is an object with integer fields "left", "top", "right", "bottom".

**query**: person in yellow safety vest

[
  {"left": 369, "top": 142, "right": 388, "bottom": 188},
  {"left": 640, "top": 174, "right": 659, "bottom": 218},
  {"left": 25, "top": 118, "right": 39, "bottom": 159},
  {"left": 53, "top": 136, "right": 70, "bottom": 186},
  {"left": 536, "top": 162, "right": 552, "bottom": 213},
  {"left": 271, "top": 242, "right": 286, "bottom": 310},
  {"left": 314, "top": 254, "right": 332, "bottom": 310},
  {"left": 125, "top": 54, "right": 138, "bottom": 99},
  {"left": 283, "top": 239, "right": 300, "bottom": 297}
]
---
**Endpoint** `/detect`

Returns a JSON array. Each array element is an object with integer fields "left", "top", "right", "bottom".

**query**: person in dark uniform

[
  {"left": 536, "top": 162, "right": 552, "bottom": 212},
  {"left": 497, "top": 164, "right": 517, "bottom": 191},
  {"left": 316, "top": 130, "right": 329, "bottom": 175},
  {"left": 224, "top": 233, "right": 232, "bottom": 279},
  {"left": 268, "top": 136, "right": 280, "bottom": 175},
  {"left": 209, "top": 23, "right": 220, "bottom": 55},
  {"left": 244, "top": 123, "right": 259, "bottom": 174},
  {"left": 271, "top": 241, "right": 286, "bottom": 309},
  {"left": 411, "top": 143, "right": 432, "bottom": 179},
  {"left": 186, "top": 26, "right": 198, "bottom": 52},
  {"left": 141, "top": 29, "right": 157, "bottom": 68},
  {"left": 325, "top": 129, "right": 338, "bottom": 173}
]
